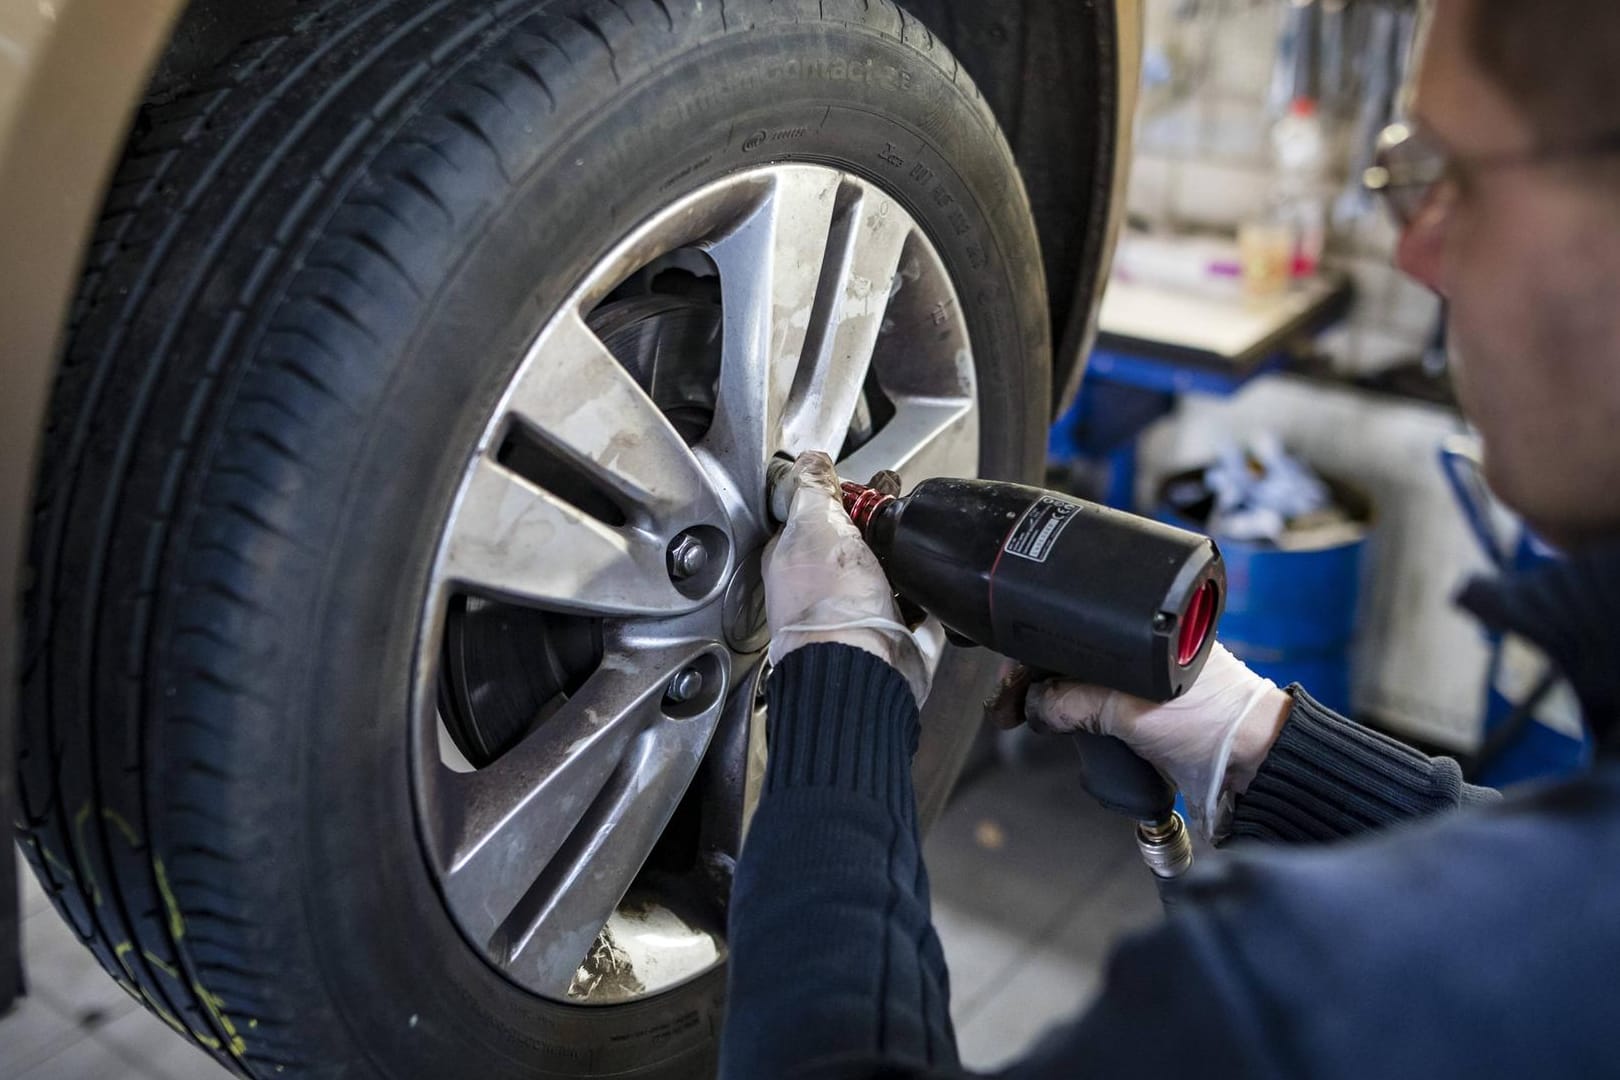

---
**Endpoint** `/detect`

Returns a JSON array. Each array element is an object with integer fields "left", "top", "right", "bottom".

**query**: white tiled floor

[
  {"left": 2, "top": 753, "right": 1159, "bottom": 1077},
  {"left": 1, "top": 864, "right": 228, "bottom": 1079},
  {"left": 923, "top": 756, "right": 1162, "bottom": 1070}
]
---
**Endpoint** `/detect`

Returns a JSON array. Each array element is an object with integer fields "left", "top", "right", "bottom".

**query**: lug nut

[
  {"left": 666, "top": 667, "right": 704, "bottom": 705},
  {"left": 668, "top": 533, "right": 709, "bottom": 581}
]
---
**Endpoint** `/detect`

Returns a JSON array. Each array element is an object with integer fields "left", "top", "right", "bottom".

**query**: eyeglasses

[{"left": 1363, "top": 121, "right": 1620, "bottom": 228}]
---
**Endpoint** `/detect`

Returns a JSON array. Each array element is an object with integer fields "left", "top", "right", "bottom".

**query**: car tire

[{"left": 15, "top": 0, "right": 1049, "bottom": 1076}]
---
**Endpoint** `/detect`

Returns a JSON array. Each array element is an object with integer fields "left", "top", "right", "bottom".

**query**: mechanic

[{"left": 718, "top": 1, "right": 1620, "bottom": 1077}]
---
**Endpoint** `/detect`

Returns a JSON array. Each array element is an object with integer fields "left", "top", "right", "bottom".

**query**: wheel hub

[{"left": 720, "top": 551, "right": 770, "bottom": 654}]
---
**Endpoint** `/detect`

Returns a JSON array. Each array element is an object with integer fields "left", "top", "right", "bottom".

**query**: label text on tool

[{"left": 1004, "top": 496, "right": 1081, "bottom": 563}]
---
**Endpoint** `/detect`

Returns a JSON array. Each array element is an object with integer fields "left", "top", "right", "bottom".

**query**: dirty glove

[
  {"left": 763, "top": 451, "right": 934, "bottom": 704},
  {"left": 987, "top": 645, "right": 1291, "bottom": 840}
]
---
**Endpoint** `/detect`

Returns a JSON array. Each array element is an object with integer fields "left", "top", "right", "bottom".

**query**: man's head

[{"left": 1397, "top": 0, "right": 1620, "bottom": 548}]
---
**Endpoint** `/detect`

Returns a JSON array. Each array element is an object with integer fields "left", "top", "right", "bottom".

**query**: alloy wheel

[{"left": 412, "top": 164, "right": 979, "bottom": 1003}]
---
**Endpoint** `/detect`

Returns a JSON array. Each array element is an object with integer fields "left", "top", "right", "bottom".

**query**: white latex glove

[
  {"left": 763, "top": 451, "right": 933, "bottom": 705},
  {"left": 994, "top": 645, "right": 1292, "bottom": 841}
]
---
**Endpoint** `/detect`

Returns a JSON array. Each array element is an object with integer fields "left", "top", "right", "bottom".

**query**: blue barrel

[
  {"left": 1437, "top": 441, "right": 1590, "bottom": 786},
  {"left": 1159, "top": 472, "right": 1370, "bottom": 715},
  {"left": 1475, "top": 548, "right": 1589, "bottom": 787}
]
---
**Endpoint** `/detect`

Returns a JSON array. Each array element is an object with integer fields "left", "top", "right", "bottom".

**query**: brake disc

[{"left": 437, "top": 290, "right": 722, "bottom": 769}]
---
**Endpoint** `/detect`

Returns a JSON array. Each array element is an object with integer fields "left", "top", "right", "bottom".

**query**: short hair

[{"left": 1466, "top": 0, "right": 1620, "bottom": 144}]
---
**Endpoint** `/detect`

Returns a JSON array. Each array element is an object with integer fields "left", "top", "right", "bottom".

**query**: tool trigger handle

[
  {"left": 1069, "top": 730, "right": 1178, "bottom": 823},
  {"left": 1010, "top": 668, "right": 1178, "bottom": 822}
]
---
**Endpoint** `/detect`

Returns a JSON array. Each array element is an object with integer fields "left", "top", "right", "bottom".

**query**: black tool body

[
  {"left": 766, "top": 464, "right": 1222, "bottom": 891},
  {"left": 858, "top": 478, "right": 1225, "bottom": 702}
]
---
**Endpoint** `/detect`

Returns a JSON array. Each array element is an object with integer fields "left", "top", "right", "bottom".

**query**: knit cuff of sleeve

[
  {"left": 763, "top": 643, "right": 920, "bottom": 819},
  {"left": 1228, "top": 686, "right": 1471, "bottom": 844}
]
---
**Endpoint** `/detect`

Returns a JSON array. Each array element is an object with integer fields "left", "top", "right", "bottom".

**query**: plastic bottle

[{"left": 1268, "top": 97, "right": 1330, "bottom": 279}]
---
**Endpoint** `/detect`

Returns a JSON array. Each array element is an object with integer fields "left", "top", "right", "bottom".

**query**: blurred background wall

[{"left": 1115, "top": 0, "right": 1491, "bottom": 750}]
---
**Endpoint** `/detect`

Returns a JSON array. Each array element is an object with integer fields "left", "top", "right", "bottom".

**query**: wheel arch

[{"left": 904, "top": 0, "right": 1141, "bottom": 418}]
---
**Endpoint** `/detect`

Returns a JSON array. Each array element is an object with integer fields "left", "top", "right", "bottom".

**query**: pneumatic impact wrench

[{"left": 767, "top": 462, "right": 1227, "bottom": 903}]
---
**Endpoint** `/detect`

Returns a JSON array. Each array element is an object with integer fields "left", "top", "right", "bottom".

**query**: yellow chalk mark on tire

[
  {"left": 36, "top": 843, "right": 76, "bottom": 881},
  {"left": 112, "top": 943, "right": 145, "bottom": 1000},
  {"left": 113, "top": 940, "right": 137, "bottom": 978},
  {"left": 73, "top": 803, "right": 102, "bottom": 907},
  {"left": 142, "top": 949, "right": 181, "bottom": 981},
  {"left": 136, "top": 986, "right": 189, "bottom": 1039},
  {"left": 153, "top": 858, "right": 185, "bottom": 939},
  {"left": 148, "top": 856, "right": 247, "bottom": 1056},
  {"left": 112, "top": 942, "right": 191, "bottom": 1042},
  {"left": 102, "top": 808, "right": 142, "bottom": 847},
  {"left": 194, "top": 981, "right": 249, "bottom": 1058}
]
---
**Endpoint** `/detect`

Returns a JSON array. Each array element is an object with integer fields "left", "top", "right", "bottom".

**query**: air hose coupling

[{"left": 1136, "top": 812, "right": 1194, "bottom": 880}]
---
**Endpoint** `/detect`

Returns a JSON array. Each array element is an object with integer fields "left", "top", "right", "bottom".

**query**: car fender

[{"left": 910, "top": 0, "right": 1141, "bottom": 416}]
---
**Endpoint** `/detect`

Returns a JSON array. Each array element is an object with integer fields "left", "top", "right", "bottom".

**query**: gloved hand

[
  {"left": 986, "top": 644, "right": 1292, "bottom": 840},
  {"left": 763, "top": 451, "right": 934, "bottom": 704}
]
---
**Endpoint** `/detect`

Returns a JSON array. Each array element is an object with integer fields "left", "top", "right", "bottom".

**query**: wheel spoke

[
  {"left": 505, "top": 309, "right": 720, "bottom": 521},
  {"left": 779, "top": 189, "right": 913, "bottom": 457},
  {"left": 837, "top": 396, "right": 980, "bottom": 485},
  {"left": 505, "top": 714, "right": 718, "bottom": 996},
  {"left": 441, "top": 458, "right": 691, "bottom": 616},
  {"left": 703, "top": 167, "right": 843, "bottom": 503},
  {"left": 437, "top": 645, "right": 721, "bottom": 962}
]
